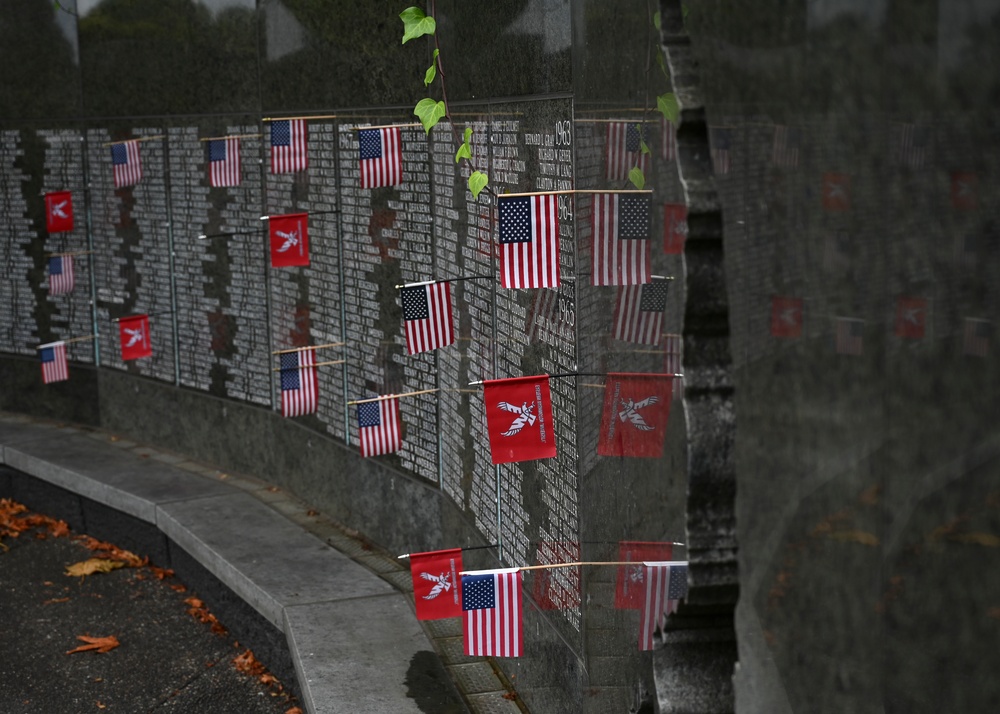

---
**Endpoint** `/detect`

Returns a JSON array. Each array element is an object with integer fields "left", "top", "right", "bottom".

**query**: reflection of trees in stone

[
  {"left": 79, "top": 0, "right": 257, "bottom": 116},
  {"left": 0, "top": 0, "right": 80, "bottom": 119}
]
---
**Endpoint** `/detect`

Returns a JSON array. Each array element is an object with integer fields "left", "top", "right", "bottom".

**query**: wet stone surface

[{"left": 0, "top": 514, "right": 299, "bottom": 714}]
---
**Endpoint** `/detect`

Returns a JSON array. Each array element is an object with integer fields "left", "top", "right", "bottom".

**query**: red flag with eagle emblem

[
  {"left": 598, "top": 373, "right": 673, "bottom": 458},
  {"left": 269, "top": 213, "right": 310, "bottom": 268},
  {"left": 44, "top": 191, "right": 74, "bottom": 233},
  {"left": 483, "top": 375, "right": 556, "bottom": 465},
  {"left": 409, "top": 548, "right": 464, "bottom": 621},
  {"left": 118, "top": 314, "right": 152, "bottom": 361}
]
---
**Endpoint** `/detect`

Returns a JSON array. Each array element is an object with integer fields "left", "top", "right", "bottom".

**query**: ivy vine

[
  {"left": 625, "top": 7, "right": 681, "bottom": 191},
  {"left": 400, "top": 5, "right": 490, "bottom": 199}
]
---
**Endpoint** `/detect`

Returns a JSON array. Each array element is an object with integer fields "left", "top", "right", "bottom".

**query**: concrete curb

[{"left": 0, "top": 412, "right": 502, "bottom": 714}]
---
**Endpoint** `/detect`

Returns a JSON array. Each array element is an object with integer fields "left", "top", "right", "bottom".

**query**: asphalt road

[{"left": 0, "top": 502, "right": 301, "bottom": 714}]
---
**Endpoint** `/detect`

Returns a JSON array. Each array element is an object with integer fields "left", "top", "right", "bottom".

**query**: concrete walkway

[{"left": 0, "top": 412, "right": 521, "bottom": 714}]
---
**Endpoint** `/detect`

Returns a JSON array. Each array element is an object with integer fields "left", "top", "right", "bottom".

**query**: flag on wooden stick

[
  {"left": 279, "top": 349, "right": 318, "bottom": 418},
  {"left": 497, "top": 194, "right": 560, "bottom": 289},
  {"left": 38, "top": 341, "right": 69, "bottom": 384},
  {"left": 462, "top": 568, "right": 524, "bottom": 657},
  {"left": 401, "top": 281, "right": 454, "bottom": 355}
]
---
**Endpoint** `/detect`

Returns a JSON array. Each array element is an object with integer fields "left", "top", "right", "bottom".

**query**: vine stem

[{"left": 428, "top": 0, "right": 494, "bottom": 198}]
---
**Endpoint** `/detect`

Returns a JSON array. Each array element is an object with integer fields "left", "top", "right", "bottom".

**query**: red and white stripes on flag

[
  {"left": 279, "top": 349, "right": 318, "bottom": 418},
  {"left": 208, "top": 137, "right": 241, "bottom": 187},
  {"left": 660, "top": 116, "right": 676, "bottom": 162},
  {"left": 591, "top": 192, "right": 651, "bottom": 286},
  {"left": 39, "top": 341, "right": 69, "bottom": 384},
  {"left": 497, "top": 194, "right": 560, "bottom": 289},
  {"left": 401, "top": 281, "right": 454, "bottom": 355},
  {"left": 111, "top": 140, "right": 142, "bottom": 189},
  {"left": 605, "top": 121, "right": 649, "bottom": 181},
  {"left": 359, "top": 127, "right": 403, "bottom": 188},
  {"left": 357, "top": 397, "right": 402, "bottom": 458},
  {"left": 462, "top": 568, "right": 524, "bottom": 658},
  {"left": 270, "top": 119, "right": 308, "bottom": 174},
  {"left": 639, "top": 561, "right": 687, "bottom": 651},
  {"left": 48, "top": 255, "right": 75, "bottom": 295},
  {"left": 613, "top": 278, "right": 670, "bottom": 345}
]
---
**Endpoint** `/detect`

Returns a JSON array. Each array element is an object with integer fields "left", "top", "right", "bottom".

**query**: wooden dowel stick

[
  {"left": 199, "top": 133, "right": 262, "bottom": 142},
  {"left": 272, "top": 359, "right": 345, "bottom": 372},
  {"left": 101, "top": 135, "right": 166, "bottom": 147},
  {"left": 347, "top": 388, "right": 438, "bottom": 406},
  {"left": 499, "top": 189, "right": 652, "bottom": 198},
  {"left": 262, "top": 114, "right": 340, "bottom": 122},
  {"left": 272, "top": 342, "right": 344, "bottom": 355},
  {"left": 349, "top": 123, "right": 423, "bottom": 131},
  {"left": 45, "top": 250, "right": 94, "bottom": 258},
  {"left": 39, "top": 334, "right": 98, "bottom": 349},
  {"left": 460, "top": 559, "right": 687, "bottom": 575}
]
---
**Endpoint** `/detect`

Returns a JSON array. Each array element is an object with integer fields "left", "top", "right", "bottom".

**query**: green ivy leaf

[
  {"left": 628, "top": 166, "right": 645, "bottom": 190},
  {"left": 413, "top": 98, "right": 446, "bottom": 133},
  {"left": 683, "top": 4, "right": 690, "bottom": 19},
  {"left": 424, "top": 49, "right": 440, "bottom": 86},
  {"left": 656, "top": 49, "right": 669, "bottom": 79},
  {"left": 468, "top": 171, "right": 489, "bottom": 199},
  {"left": 455, "top": 127, "right": 474, "bottom": 163},
  {"left": 657, "top": 92, "right": 680, "bottom": 123},
  {"left": 400, "top": 6, "right": 436, "bottom": 44},
  {"left": 653, "top": 11, "right": 661, "bottom": 30},
  {"left": 640, "top": 139, "right": 651, "bottom": 156}
]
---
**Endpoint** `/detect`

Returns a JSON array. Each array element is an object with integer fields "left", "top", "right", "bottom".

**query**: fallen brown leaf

[
  {"left": 65, "top": 559, "right": 125, "bottom": 578},
  {"left": 285, "top": 708, "right": 304, "bottom": 714},
  {"left": 233, "top": 649, "right": 265, "bottom": 677},
  {"left": 66, "top": 635, "right": 120, "bottom": 655},
  {"left": 43, "top": 597, "right": 70, "bottom": 605},
  {"left": 949, "top": 532, "right": 1000, "bottom": 547}
]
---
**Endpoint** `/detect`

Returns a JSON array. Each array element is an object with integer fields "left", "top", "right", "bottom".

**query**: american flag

[
  {"left": 461, "top": 568, "right": 523, "bottom": 657},
  {"left": 660, "top": 116, "right": 676, "bottom": 162},
  {"left": 279, "top": 349, "right": 318, "bottom": 418},
  {"left": 359, "top": 127, "right": 403, "bottom": 188},
  {"left": 401, "top": 281, "right": 454, "bottom": 355},
  {"left": 111, "top": 140, "right": 142, "bottom": 188},
  {"left": 896, "top": 124, "right": 927, "bottom": 169},
  {"left": 591, "top": 192, "right": 651, "bottom": 286},
  {"left": 605, "top": 121, "right": 649, "bottom": 181},
  {"left": 48, "top": 255, "right": 75, "bottom": 295},
  {"left": 497, "top": 194, "right": 560, "bottom": 289},
  {"left": 710, "top": 127, "right": 731, "bottom": 175},
  {"left": 835, "top": 317, "right": 864, "bottom": 356},
  {"left": 270, "top": 119, "right": 308, "bottom": 174},
  {"left": 663, "top": 334, "right": 682, "bottom": 399},
  {"left": 38, "top": 341, "right": 69, "bottom": 384},
  {"left": 357, "top": 397, "right": 402, "bottom": 457},
  {"left": 639, "top": 561, "right": 687, "bottom": 651},
  {"left": 613, "top": 277, "right": 670, "bottom": 345},
  {"left": 963, "top": 318, "right": 992, "bottom": 357},
  {"left": 207, "top": 137, "right": 241, "bottom": 187},
  {"left": 771, "top": 125, "right": 799, "bottom": 168}
]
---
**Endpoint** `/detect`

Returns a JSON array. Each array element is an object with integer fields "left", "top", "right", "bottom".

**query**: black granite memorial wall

[{"left": 2, "top": 1, "right": 998, "bottom": 713}]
